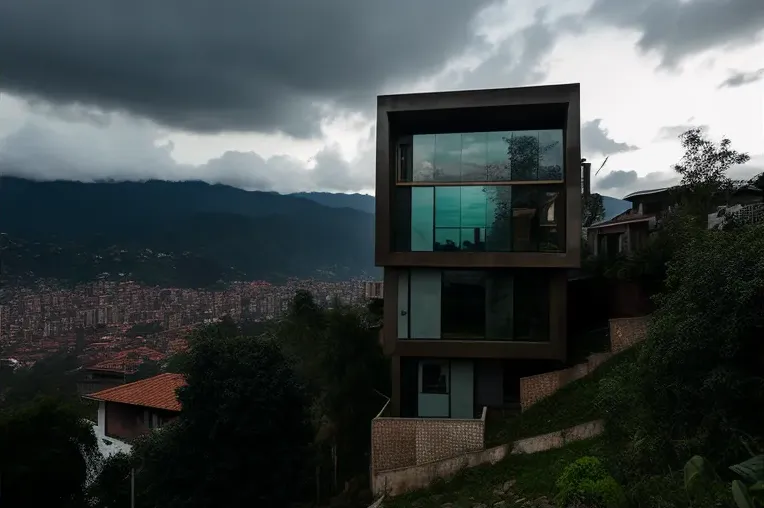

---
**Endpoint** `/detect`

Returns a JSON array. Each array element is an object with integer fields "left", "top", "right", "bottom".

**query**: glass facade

[
  {"left": 396, "top": 185, "right": 564, "bottom": 252},
  {"left": 402, "top": 130, "right": 564, "bottom": 183},
  {"left": 398, "top": 269, "right": 550, "bottom": 341}
]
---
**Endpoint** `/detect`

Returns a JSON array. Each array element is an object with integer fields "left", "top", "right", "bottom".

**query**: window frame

[{"left": 418, "top": 359, "right": 450, "bottom": 394}]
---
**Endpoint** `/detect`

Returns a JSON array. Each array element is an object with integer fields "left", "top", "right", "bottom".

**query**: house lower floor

[{"left": 393, "top": 356, "right": 560, "bottom": 418}]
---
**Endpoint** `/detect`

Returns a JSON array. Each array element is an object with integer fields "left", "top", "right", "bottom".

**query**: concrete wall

[
  {"left": 371, "top": 420, "right": 603, "bottom": 498},
  {"left": 519, "top": 316, "right": 650, "bottom": 410},
  {"left": 104, "top": 402, "right": 178, "bottom": 441}
]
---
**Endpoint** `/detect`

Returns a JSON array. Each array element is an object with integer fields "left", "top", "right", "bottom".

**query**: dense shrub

[
  {"left": 598, "top": 220, "right": 764, "bottom": 477},
  {"left": 555, "top": 456, "right": 626, "bottom": 508}
]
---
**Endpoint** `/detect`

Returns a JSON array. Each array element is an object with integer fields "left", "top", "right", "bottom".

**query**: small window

[{"left": 421, "top": 362, "right": 448, "bottom": 394}]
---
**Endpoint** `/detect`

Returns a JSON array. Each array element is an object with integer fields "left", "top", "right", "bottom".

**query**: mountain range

[
  {"left": 0, "top": 177, "right": 377, "bottom": 288},
  {"left": 0, "top": 177, "right": 630, "bottom": 288}
]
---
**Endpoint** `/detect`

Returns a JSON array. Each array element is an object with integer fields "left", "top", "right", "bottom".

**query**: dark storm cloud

[
  {"left": 0, "top": 0, "right": 496, "bottom": 138},
  {"left": 593, "top": 170, "right": 678, "bottom": 198},
  {"left": 718, "top": 68, "right": 764, "bottom": 88},
  {"left": 597, "top": 170, "right": 638, "bottom": 190},
  {"left": 655, "top": 123, "right": 709, "bottom": 141},
  {"left": 586, "top": 0, "right": 764, "bottom": 68},
  {"left": 453, "top": 9, "right": 561, "bottom": 91},
  {"left": 582, "top": 119, "right": 638, "bottom": 157},
  {"left": 0, "top": 120, "right": 374, "bottom": 193}
]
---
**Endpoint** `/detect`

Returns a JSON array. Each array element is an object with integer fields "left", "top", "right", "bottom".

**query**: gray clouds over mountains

[{"left": 0, "top": 0, "right": 763, "bottom": 196}]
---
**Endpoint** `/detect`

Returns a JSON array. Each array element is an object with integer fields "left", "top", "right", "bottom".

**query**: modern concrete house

[{"left": 375, "top": 84, "right": 582, "bottom": 418}]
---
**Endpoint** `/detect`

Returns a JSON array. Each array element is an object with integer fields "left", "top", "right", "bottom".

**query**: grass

[
  {"left": 385, "top": 436, "right": 608, "bottom": 507},
  {"left": 485, "top": 346, "right": 640, "bottom": 447}
]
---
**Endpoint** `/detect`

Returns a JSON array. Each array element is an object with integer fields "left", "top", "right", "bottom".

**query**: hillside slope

[{"left": 0, "top": 177, "right": 376, "bottom": 287}]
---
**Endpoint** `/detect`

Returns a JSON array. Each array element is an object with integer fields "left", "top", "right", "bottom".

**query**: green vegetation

[
  {"left": 0, "top": 178, "right": 377, "bottom": 288},
  {"left": 485, "top": 348, "right": 638, "bottom": 447},
  {"left": 555, "top": 456, "right": 626, "bottom": 508},
  {"left": 0, "top": 397, "right": 99, "bottom": 508},
  {"left": 387, "top": 438, "right": 607, "bottom": 507}
]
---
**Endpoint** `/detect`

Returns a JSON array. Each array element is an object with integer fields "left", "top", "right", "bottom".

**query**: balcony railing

[{"left": 370, "top": 399, "right": 487, "bottom": 473}]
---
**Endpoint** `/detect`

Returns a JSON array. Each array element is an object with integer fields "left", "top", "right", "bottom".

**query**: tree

[
  {"left": 598, "top": 220, "right": 764, "bottom": 474},
  {"left": 270, "top": 292, "right": 388, "bottom": 504},
  {"left": 0, "top": 397, "right": 99, "bottom": 508},
  {"left": 133, "top": 322, "right": 314, "bottom": 508},
  {"left": 1, "top": 352, "right": 82, "bottom": 408},
  {"left": 673, "top": 128, "right": 751, "bottom": 219},
  {"left": 583, "top": 193, "right": 606, "bottom": 228},
  {"left": 87, "top": 452, "right": 133, "bottom": 508}
]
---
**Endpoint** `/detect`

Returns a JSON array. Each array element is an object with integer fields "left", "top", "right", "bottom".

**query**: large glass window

[
  {"left": 399, "top": 130, "right": 564, "bottom": 183},
  {"left": 400, "top": 269, "right": 551, "bottom": 341},
  {"left": 394, "top": 185, "right": 564, "bottom": 252}
]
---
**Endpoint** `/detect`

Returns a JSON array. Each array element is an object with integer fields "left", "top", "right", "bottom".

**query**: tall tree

[
  {"left": 582, "top": 193, "right": 606, "bottom": 228},
  {"left": 271, "top": 292, "right": 388, "bottom": 503},
  {"left": 0, "top": 397, "right": 99, "bottom": 508},
  {"left": 133, "top": 322, "right": 313, "bottom": 508},
  {"left": 673, "top": 128, "right": 750, "bottom": 220}
]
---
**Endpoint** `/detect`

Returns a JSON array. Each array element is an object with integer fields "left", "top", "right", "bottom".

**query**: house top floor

[{"left": 375, "top": 84, "right": 582, "bottom": 269}]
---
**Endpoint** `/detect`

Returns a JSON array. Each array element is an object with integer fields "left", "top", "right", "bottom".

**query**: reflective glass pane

[
  {"left": 395, "top": 184, "right": 564, "bottom": 253},
  {"left": 513, "top": 271, "right": 549, "bottom": 340},
  {"left": 412, "top": 135, "right": 436, "bottom": 181},
  {"left": 460, "top": 186, "right": 487, "bottom": 228},
  {"left": 441, "top": 271, "right": 486, "bottom": 339},
  {"left": 538, "top": 130, "right": 563, "bottom": 180},
  {"left": 486, "top": 131, "right": 511, "bottom": 181},
  {"left": 460, "top": 132, "right": 487, "bottom": 182},
  {"left": 433, "top": 134, "right": 462, "bottom": 182},
  {"left": 485, "top": 186, "right": 513, "bottom": 251},
  {"left": 434, "top": 186, "right": 460, "bottom": 227},
  {"left": 486, "top": 273, "right": 514, "bottom": 339},
  {"left": 410, "top": 187, "right": 434, "bottom": 251},
  {"left": 434, "top": 228, "right": 460, "bottom": 251},
  {"left": 509, "top": 131, "right": 540, "bottom": 181},
  {"left": 460, "top": 228, "right": 486, "bottom": 251}
]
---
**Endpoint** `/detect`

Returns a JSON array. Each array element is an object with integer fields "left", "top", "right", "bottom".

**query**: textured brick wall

[
  {"left": 520, "top": 316, "right": 651, "bottom": 410},
  {"left": 371, "top": 420, "right": 604, "bottom": 498},
  {"left": 371, "top": 409, "right": 486, "bottom": 473},
  {"left": 610, "top": 316, "right": 650, "bottom": 353},
  {"left": 519, "top": 363, "right": 593, "bottom": 411}
]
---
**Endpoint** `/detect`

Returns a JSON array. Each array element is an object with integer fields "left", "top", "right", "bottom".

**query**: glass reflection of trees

[
  {"left": 406, "top": 130, "right": 563, "bottom": 183},
  {"left": 428, "top": 185, "right": 563, "bottom": 253}
]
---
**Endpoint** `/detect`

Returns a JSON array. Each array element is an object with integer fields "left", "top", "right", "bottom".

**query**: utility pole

[{"left": 131, "top": 467, "right": 135, "bottom": 508}]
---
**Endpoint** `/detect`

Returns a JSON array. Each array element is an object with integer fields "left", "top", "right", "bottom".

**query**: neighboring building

[
  {"left": 85, "top": 373, "right": 185, "bottom": 441},
  {"left": 77, "top": 366, "right": 126, "bottom": 396},
  {"left": 588, "top": 183, "right": 764, "bottom": 258},
  {"left": 364, "top": 281, "right": 384, "bottom": 299},
  {"left": 374, "top": 84, "right": 582, "bottom": 418}
]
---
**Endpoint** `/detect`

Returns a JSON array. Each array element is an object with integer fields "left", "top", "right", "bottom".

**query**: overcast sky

[{"left": 0, "top": 0, "right": 762, "bottom": 199}]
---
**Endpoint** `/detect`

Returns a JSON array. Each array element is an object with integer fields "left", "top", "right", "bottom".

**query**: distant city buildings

[
  {"left": 364, "top": 281, "right": 384, "bottom": 299},
  {"left": 0, "top": 277, "right": 374, "bottom": 365}
]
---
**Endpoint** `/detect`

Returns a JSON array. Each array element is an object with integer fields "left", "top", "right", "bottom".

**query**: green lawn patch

[
  {"left": 384, "top": 437, "right": 608, "bottom": 508},
  {"left": 485, "top": 347, "right": 639, "bottom": 447}
]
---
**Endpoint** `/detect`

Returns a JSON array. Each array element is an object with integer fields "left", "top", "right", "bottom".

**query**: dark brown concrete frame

[
  {"left": 381, "top": 267, "right": 567, "bottom": 361},
  {"left": 374, "top": 83, "right": 582, "bottom": 269}
]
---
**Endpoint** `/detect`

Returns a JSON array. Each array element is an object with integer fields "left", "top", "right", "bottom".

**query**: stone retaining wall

[
  {"left": 371, "top": 420, "right": 604, "bottom": 498},
  {"left": 519, "top": 316, "right": 650, "bottom": 410},
  {"left": 371, "top": 404, "right": 486, "bottom": 473}
]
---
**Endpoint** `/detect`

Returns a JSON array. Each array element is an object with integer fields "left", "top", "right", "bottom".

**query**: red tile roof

[
  {"left": 88, "top": 373, "right": 186, "bottom": 412},
  {"left": 89, "top": 347, "right": 167, "bottom": 374}
]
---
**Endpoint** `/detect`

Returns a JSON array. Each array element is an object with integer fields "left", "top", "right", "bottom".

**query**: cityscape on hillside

[{"left": 0, "top": 277, "right": 383, "bottom": 368}]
